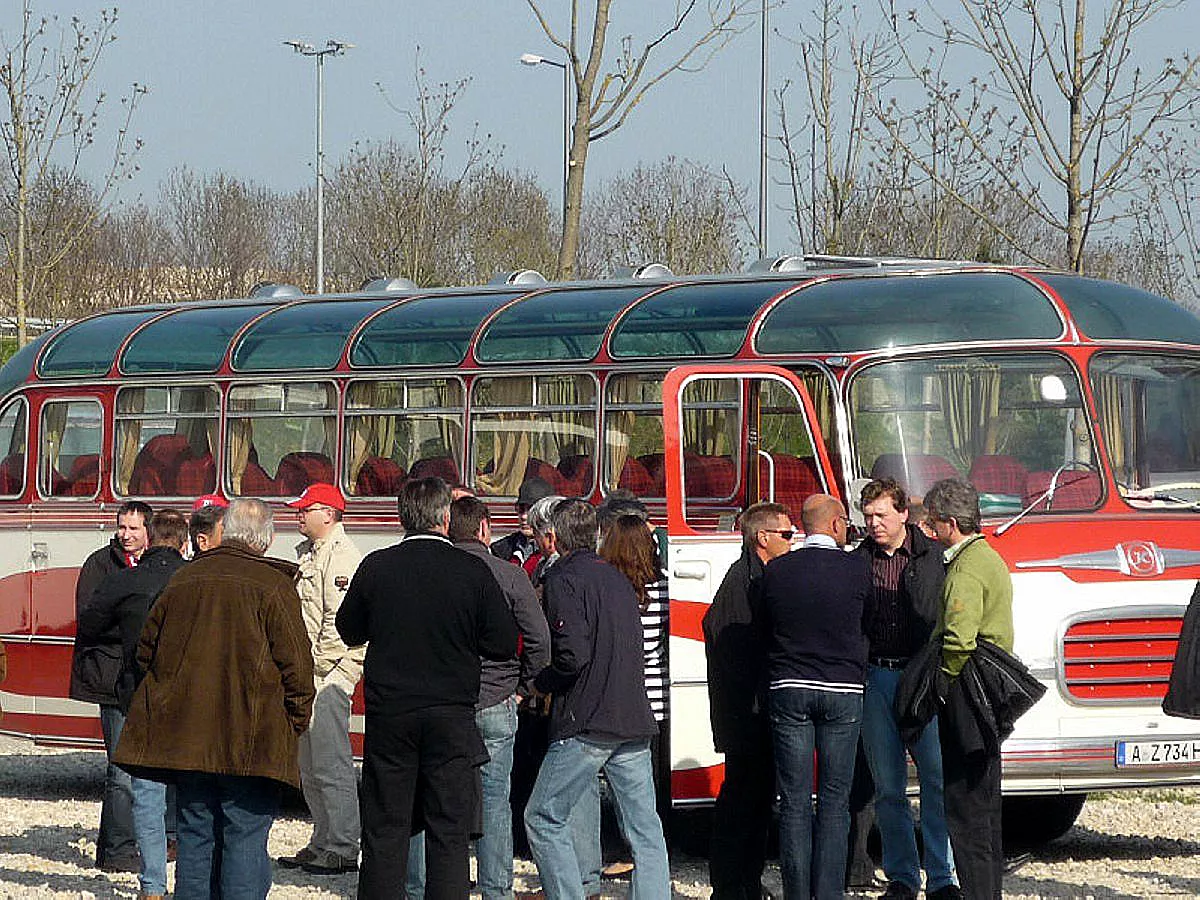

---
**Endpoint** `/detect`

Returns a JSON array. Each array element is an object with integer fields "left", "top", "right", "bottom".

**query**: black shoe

[
  {"left": 300, "top": 850, "right": 359, "bottom": 874},
  {"left": 276, "top": 846, "right": 317, "bottom": 869},
  {"left": 98, "top": 854, "right": 141, "bottom": 874},
  {"left": 878, "top": 882, "right": 917, "bottom": 900},
  {"left": 928, "top": 886, "right": 965, "bottom": 900},
  {"left": 1004, "top": 851, "right": 1034, "bottom": 874}
]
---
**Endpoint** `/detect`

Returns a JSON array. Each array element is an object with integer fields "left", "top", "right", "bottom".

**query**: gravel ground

[{"left": 1, "top": 734, "right": 1197, "bottom": 898}]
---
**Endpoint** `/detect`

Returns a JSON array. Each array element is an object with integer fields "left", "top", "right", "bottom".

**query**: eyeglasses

[
  {"left": 299, "top": 505, "right": 333, "bottom": 515},
  {"left": 761, "top": 528, "right": 796, "bottom": 540}
]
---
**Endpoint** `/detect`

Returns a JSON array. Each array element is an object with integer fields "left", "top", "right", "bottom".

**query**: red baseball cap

[
  {"left": 286, "top": 482, "right": 346, "bottom": 512},
  {"left": 192, "top": 494, "right": 229, "bottom": 511}
]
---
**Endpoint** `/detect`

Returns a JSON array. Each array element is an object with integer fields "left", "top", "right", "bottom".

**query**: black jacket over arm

[
  {"left": 1164, "top": 581, "right": 1200, "bottom": 719},
  {"left": 336, "top": 534, "right": 518, "bottom": 718},
  {"left": 534, "top": 549, "right": 656, "bottom": 745},
  {"left": 702, "top": 549, "right": 768, "bottom": 754}
]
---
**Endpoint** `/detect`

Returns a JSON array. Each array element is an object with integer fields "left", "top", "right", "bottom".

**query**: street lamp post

[
  {"left": 759, "top": 0, "right": 769, "bottom": 256},
  {"left": 519, "top": 52, "right": 570, "bottom": 238},
  {"left": 284, "top": 39, "right": 354, "bottom": 294}
]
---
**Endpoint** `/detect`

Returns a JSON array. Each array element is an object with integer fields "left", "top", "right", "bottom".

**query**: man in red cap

[{"left": 277, "top": 482, "right": 365, "bottom": 875}]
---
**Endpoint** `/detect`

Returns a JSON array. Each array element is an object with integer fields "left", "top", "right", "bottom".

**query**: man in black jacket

[
  {"left": 855, "top": 479, "right": 959, "bottom": 900},
  {"left": 762, "top": 494, "right": 870, "bottom": 900},
  {"left": 79, "top": 508, "right": 189, "bottom": 900},
  {"left": 524, "top": 498, "right": 670, "bottom": 900},
  {"left": 70, "top": 499, "right": 153, "bottom": 873},
  {"left": 702, "top": 500, "right": 793, "bottom": 900},
  {"left": 337, "top": 477, "right": 518, "bottom": 900},
  {"left": 450, "top": 495, "right": 551, "bottom": 900}
]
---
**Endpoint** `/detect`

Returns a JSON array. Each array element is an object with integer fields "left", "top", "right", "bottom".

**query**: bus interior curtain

[
  {"left": 116, "top": 390, "right": 145, "bottom": 494},
  {"left": 1094, "top": 373, "right": 1131, "bottom": 479},
  {"left": 937, "top": 365, "right": 1001, "bottom": 471},
  {"left": 683, "top": 381, "right": 733, "bottom": 456},
  {"left": 605, "top": 376, "right": 639, "bottom": 486},
  {"left": 474, "top": 377, "right": 533, "bottom": 496},
  {"left": 227, "top": 418, "right": 252, "bottom": 494},
  {"left": 541, "top": 376, "right": 586, "bottom": 460},
  {"left": 42, "top": 403, "right": 69, "bottom": 474},
  {"left": 799, "top": 370, "right": 837, "bottom": 446}
]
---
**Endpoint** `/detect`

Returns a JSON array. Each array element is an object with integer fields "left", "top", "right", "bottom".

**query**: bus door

[{"left": 660, "top": 364, "right": 840, "bottom": 803}]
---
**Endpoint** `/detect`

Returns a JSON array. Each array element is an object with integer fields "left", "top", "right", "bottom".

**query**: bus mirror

[
  {"left": 847, "top": 477, "right": 871, "bottom": 527},
  {"left": 1040, "top": 375, "right": 1068, "bottom": 402}
]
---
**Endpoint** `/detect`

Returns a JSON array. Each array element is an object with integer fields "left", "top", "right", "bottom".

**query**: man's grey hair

[
  {"left": 550, "top": 498, "right": 598, "bottom": 554},
  {"left": 923, "top": 478, "right": 981, "bottom": 535},
  {"left": 222, "top": 498, "right": 274, "bottom": 553},
  {"left": 528, "top": 494, "right": 565, "bottom": 537},
  {"left": 398, "top": 476, "right": 452, "bottom": 532},
  {"left": 739, "top": 501, "right": 790, "bottom": 550}
]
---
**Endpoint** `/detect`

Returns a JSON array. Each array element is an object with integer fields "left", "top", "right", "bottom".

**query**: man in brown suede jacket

[{"left": 115, "top": 498, "right": 314, "bottom": 900}]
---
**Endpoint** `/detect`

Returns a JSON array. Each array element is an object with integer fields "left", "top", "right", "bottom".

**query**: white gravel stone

[{"left": 1, "top": 734, "right": 1196, "bottom": 897}]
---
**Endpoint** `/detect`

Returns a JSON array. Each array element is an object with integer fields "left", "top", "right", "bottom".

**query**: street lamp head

[
  {"left": 519, "top": 52, "right": 544, "bottom": 66},
  {"left": 327, "top": 40, "right": 355, "bottom": 54},
  {"left": 284, "top": 39, "right": 315, "bottom": 54}
]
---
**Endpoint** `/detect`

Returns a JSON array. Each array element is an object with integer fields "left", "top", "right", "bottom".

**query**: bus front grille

[{"left": 1062, "top": 616, "right": 1182, "bottom": 702}]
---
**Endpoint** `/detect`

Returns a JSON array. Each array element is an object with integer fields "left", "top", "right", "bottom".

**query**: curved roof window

[
  {"left": 351, "top": 292, "right": 522, "bottom": 368},
  {"left": 611, "top": 280, "right": 798, "bottom": 358},
  {"left": 1041, "top": 275, "right": 1200, "bottom": 344},
  {"left": 232, "top": 299, "right": 390, "bottom": 371},
  {"left": 121, "top": 303, "right": 275, "bottom": 374},
  {"left": 0, "top": 331, "right": 53, "bottom": 399},
  {"left": 38, "top": 309, "right": 163, "bottom": 378},
  {"left": 475, "top": 286, "right": 650, "bottom": 363},
  {"left": 755, "top": 272, "right": 1063, "bottom": 354}
]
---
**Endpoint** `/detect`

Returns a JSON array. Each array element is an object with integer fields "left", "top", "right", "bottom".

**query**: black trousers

[
  {"left": 358, "top": 709, "right": 483, "bottom": 900},
  {"left": 939, "top": 711, "right": 1003, "bottom": 900},
  {"left": 708, "top": 740, "right": 775, "bottom": 900}
]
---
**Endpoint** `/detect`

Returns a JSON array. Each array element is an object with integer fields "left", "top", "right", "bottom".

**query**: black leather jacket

[
  {"left": 853, "top": 524, "right": 946, "bottom": 657},
  {"left": 1164, "top": 582, "right": 1200, "bottom": 720}
]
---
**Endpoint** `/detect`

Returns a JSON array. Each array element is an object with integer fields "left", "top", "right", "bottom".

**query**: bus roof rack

[
  {"left": 489, "top": 269, "right": 547, "bottom": 286},
  {"left": 748, "top": 255, "right": 808, "bottom": 273},
  {"left": 249, "top": 282, "right": 304, "bottom": 299},
  {"left": 611, "top": 262, "right": 674, "bottom": 280},
  {"left": 359, "top": 276, "right": 419, "bottom": 292},
  {"left": 801, "top": 254, "right": 980, "bottom": 269}
]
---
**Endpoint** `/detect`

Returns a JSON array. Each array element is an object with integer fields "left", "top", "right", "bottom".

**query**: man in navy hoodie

[
  {"left": 523, "top": 498, "right": 670, "bottom": 900},
  {"left": 762, "top": 494, "right": 870, "bottom": 900}
]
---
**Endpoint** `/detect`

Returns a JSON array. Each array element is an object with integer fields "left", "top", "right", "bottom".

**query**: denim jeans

[
  {"left": 174, "top": 772, "right": 278, "bottom": 900},
  {"left": 131, "top": 775, "right": 168, "bottom": 895},
  {"left": 525, "top": 737, "right": 669, "bottom": 900},
  {"left": 862, "top": 665, "right": 957, "bottom": 893},
  {"left": 406, "top": 831, "right": 427, "bottom": 899},
  {"left": 98, "top": 704, "right": 138, "bottom": 867},
  {"left": 770, "top": 687, "right": 863, "bottom": 900},
  {"left": 569, "top": 775, "right": 602, "bottom": 897},
  {"left": 475, "top": 696, "right": 519, "bottom": 900}
]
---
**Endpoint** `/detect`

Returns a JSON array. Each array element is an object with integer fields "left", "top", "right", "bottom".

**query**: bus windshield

[
  {"left": 1091, "top": 353, "right": 1200, "bottom": 509},
  {"left": 849, "top": 353, "right": 1100, "bottom": 514}
]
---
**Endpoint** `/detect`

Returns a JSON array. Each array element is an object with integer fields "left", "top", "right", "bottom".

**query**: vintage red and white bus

[{"left": 1, "top": 258, "right": 1198, "bottom": 841}]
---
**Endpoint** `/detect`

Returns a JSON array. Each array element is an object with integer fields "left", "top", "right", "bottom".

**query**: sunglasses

[{"left": 762, "top": 528, "right": 796, "bottom": 540}]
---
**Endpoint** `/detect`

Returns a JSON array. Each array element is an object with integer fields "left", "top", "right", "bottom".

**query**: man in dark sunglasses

[{"left": 702, "top": 501, "right": 795, "bottom": 900}]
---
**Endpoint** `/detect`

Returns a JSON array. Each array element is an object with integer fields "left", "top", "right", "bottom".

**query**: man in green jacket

[{"left": 924, "top": 478, "right": 1013, "bottom": 900}]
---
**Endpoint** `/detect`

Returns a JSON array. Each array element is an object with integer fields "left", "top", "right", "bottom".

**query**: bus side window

[
  {"left": 115, "top": 386, "right": 219, "bottom": 497},
  {"left": 226, "top": 382, "right": 337, "bottom": 497},
  {"left": 39, "top": 399, "right": 102, "bottom": 498},
  {"left": 0, "top": 398, "right": 27, "bottom": 496}
]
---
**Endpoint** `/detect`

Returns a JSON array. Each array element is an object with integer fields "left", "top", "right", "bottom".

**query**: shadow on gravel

[
  {"left": 0, "top": 751, "right": 105, "bottom": 801},
  {"left": 0, "top": 823, "right": 97, "bottom": 868},
  {"left": 1031, "top": 824, "right": 1200, "bottom": 862},
  {"left": 0, "top": 868, "right": 136, "bottom": 899},
  {"left": 269, "top": 863, "right": 357, "bottom": 898}
]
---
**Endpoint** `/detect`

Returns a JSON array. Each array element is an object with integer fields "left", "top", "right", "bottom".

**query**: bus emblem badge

[{"left": 1119, "top": 541, "right": 1162, "bottom": 577}]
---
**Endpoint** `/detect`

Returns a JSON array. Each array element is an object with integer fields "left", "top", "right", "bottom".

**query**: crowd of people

[{"left": 50, "top": 472, "right": 1198, "bottom": 900}]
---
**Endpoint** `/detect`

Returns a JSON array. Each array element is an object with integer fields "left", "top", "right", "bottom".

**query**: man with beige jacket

[{"left": 278, "top": 482, "right": 365, "bottom": 876}]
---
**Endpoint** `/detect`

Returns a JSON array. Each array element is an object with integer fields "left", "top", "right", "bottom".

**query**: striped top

[{"left": 642, "top": 578, "right": 669, "bottom": 721}]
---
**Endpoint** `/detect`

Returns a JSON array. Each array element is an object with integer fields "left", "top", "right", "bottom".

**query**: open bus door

[{"left": 660, "top": 364, "right": 841, "bottom": 804}]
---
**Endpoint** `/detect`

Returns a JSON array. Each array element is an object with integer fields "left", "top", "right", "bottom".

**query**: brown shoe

[
  {"left": 276, "top": 846, "right": 318, "bottom": 869},
  {"left": 138, "top": 894, "right": 165, "bottom": 900}
]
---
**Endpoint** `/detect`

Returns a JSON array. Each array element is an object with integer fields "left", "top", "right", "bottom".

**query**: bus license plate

[{"left": 1115, "top": 739, "right": 1200, "bottom": 767}]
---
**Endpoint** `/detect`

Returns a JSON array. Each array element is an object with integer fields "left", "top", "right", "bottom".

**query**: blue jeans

[
  {"left": 174, "top": 772, "right": 278, "bottom": 900},
  {"left": 98, "top": 704, "right": 138, "bottom": 866},
  {"left": 407, "top": 831, "right": 426, "bottom": 899},
  {"left": 476, "top": 696, "right": 519, "bottom": 900},
  {"left": 770, "top": 687, "right": 863, "bottom": 900},
  {"left": 525, "top": 737, "right": 669, "bottom": 900},
  {"left": 862, "top": 665, "right": 957, "bottom": 892},
  {"left": 131, "top": 775, "right": 168, "bottom": 895}
]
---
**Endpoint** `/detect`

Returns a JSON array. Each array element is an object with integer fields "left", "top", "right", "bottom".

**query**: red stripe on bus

[
  {"left": 669, "top": 600, "right": 708, "bottom": 642},
  {"left": 671, "top": 763, "right": 724, "bottom": 802}
]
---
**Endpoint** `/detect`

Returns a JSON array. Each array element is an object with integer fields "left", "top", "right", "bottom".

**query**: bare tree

[
  {"left": 90, "top": 201, "right": 175, "bottom": 309},
  {"left": 580, "top": 156, "right": 748, "bottom": 276},
  {"left": 0, "top": 2, "right": 144, "bottom": 343},
  {"left": 524, "top": 0, "right": 752, "bottom": 278},
  {"left": 874, "top": 0, "right": 1198, "bottom": 272}
]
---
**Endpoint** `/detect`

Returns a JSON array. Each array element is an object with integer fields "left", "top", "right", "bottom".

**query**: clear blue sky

[{"left": 3, "top": 1, "right": 1192, "bottom": 256}]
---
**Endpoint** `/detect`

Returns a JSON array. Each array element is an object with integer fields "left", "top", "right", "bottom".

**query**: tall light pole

[
  {"left": 759, "top": 0, "right": 769, "bottom": 256},
  {"left": 284, "top": 39, "right": 353, "bottom": 294},
  {"left": 519, "top": 52, "right": 570, "bottom": 238}
]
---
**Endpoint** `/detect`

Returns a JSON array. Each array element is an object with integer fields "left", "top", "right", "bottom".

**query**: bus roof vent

[
  {"left": 748, "top": 255, "right": 808, "bottom": 274},
  {"left": 359, "top": 276, "right": 419, "bottom": 293},
  {"left": 611, "top": 262, "right": 674, "bottom": 280},
  {"left": 249, "top": 281, "right": 304, "bottom": 299},
  {"left": 489, "top": 269, "right": 547, "bottom": 286}
]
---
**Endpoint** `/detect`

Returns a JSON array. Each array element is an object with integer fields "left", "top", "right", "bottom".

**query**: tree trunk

[
  {"left": 558, "top": 97, "right": 591, "bottom": 280},
  {"left": 1066, "top": 0, "right": 1085, "bottom": 272}
]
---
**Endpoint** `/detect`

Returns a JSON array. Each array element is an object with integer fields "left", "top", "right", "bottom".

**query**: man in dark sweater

[
  {"left": 336, "top": 477, "right": 518, "bottom": 900},
  {"left": 702, "top": 501, "right": 794, "bottom": 900},
  {"left": 762, "top": 494, "right": 870, "bottom": 900},
  {"left": 855, "top": 479, "right": 959, "bottom": 900},
  {"left": 79, "top": 508, "right": 189, "bottom": 900},
  {"left": 70, "top": 499, "right": 153, "bottom": 873},
  {"left": 523, "top": 498, "right": 670, "bottom": 900},
  {"left": 449, "top": 495, "right": 551, "bottom": 900}
]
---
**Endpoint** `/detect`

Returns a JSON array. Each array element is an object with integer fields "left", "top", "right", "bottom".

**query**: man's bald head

[{"left": 801, "top": 493, "right": 847, "bottom": 540}]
